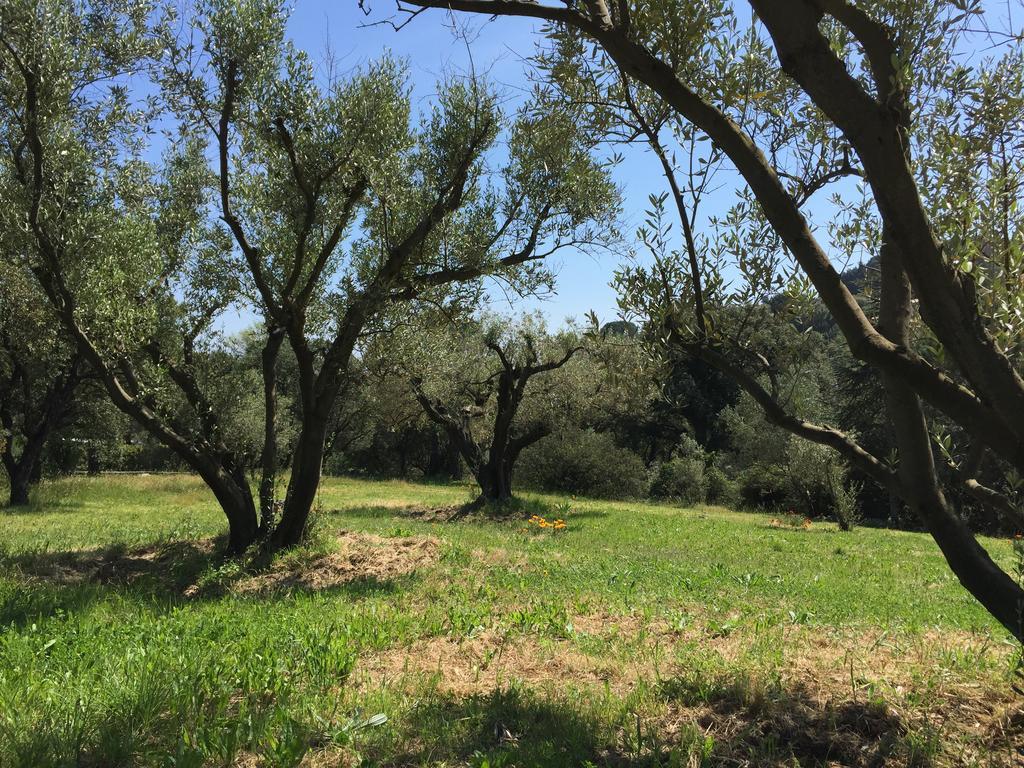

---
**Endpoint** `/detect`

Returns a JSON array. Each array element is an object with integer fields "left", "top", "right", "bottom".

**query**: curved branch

[
  {"left": 618, "top": 72, "right": 708, "bottom": 339},
  {"left": 751, "top": 0, "right": 1024, "bottom": 438},
  {"left": 411, "top": 378, "right": 485, "bottom": 474},
  {"left": 398, "top": 0, "right": 1024, "bottom": 476},
  {"left": 688, "top": 340, "right": 899, "bottom": 493},
  {"left": 960, "top": 478, "right": 1024, "bottom": 531},
  {"left": 528, "top": 345, "right": 585, "bottom": 375},
  {"left": 216, "top": 60, "right": 281, "bottom": 321}
]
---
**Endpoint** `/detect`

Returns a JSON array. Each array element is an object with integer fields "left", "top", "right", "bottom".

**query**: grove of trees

[{"left": 3, "top": 0, "right": 1024, "bottom": 641}]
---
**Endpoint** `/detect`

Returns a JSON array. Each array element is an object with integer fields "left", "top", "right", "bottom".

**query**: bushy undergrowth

[
  {"left": 704, "top": 465, "right": 738, "bottom": 507},
  {"left": 737, "top": 442, "right": 862, "bottom": 527},
  {"left": 515, "top": 429, "right": 648, "bottom": 499},
  {"left": 737, "top": 463, "right": 791, "bottom": 509},
  {"left": 515, "top": 426, "right": 863, "bottom": 524},
  {"left": 649, "top": 456, "right": 707, "bottom": 505}
]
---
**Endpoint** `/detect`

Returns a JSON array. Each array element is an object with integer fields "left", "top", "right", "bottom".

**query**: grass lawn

[{"left": 1, "top": 474, "right": 1021, "bottom": 766}]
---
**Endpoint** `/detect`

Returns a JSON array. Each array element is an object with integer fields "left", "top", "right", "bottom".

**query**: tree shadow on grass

[
  {"left": 372, "top": 686, "right": 633, "bottom": 767},
  {"left": 0, "top": 494, "right": 92, "bottom": 516},
  {"left": 655, "top": 674, "right": 908, "bottom": 767},
  {"left": 0, "top": 539, "right": 214, "bottom": 627},
  {"left": 1, "top": 538, "right": 215, "bottom": 590},
  {"left": 359, "top": 672, "right": 1013, "bottom": 768},
  {"left": 336, "top": 496, "right": 611, "bottom": 526},
  {"left": 331, "top": 504, "right": 440, "bottom": 521},
  {"left": 651, "top": 668, "right": 1020, "bottom": 766},
  {"left": 0, "top": 535, "right": 419, "bottom": 627}
]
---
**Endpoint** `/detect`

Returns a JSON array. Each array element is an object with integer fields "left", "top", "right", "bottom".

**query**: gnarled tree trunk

[
  {"left": 4, "top": 459, "right": 33, "bottom": 506},
  {"left": 0, "top": 354, "right": 82, "bottom": 507},
  {"left": 198, "top": 459, "right": 259, "bottom": 554},
  {"left": 272, "top": 409, "right": 330, "bottom": 548},
  {"left": 411, "top": 339, "right": 578, "bottom": 506},
  {"left": 878, "top": 230, "right": 1024, "bottom": 638}
]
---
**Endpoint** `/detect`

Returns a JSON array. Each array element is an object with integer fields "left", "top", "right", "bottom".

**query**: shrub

[
  {"left": 515, "top": 429, "right": 648, "bottom": 500},
  {"left": 738, "top": 443, "right": 861, "bottom": 525},
  {"left": 831, "top": 474, "right": 862, "bottom": 531},
  {"left": 738, "top": 463, "right": 790, "bottom": 509},
  {"left": 649, "top": 456, "right": 707, "bottom": 505},
  {"left": 705, "top": 465, "right": 738, "bottom": 507},
  {"left": 674, "top": 434, "right": 707, "bottom": 462},
  {"left": 787, "top": 441, "right": 862, "bottom": 525},
  {"left": 785, "top": 441, "right": 835, "bottom": 517}
]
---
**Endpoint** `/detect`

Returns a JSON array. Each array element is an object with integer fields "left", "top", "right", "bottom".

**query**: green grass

[{"left": 1, "top": 475, "right": 1021, "bottom": 767}]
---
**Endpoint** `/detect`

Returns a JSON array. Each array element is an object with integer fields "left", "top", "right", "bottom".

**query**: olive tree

[
  {"left": 385, "top": 0, "right": 1024, "bottom": 639},
  {"left": 406, "top": 314, "right": 589, "bottom": 504},
  {"left": 161, "top": 0, "right": 618, "bottom": 546},
  {"left": 0, "top": 0, "right": 269, "bottom": 551},
  {"left": 0, "top": 0, "right": 615, "bottom": 550},
  {"left": 0, "top": 260, "right": 84, "bottom": 505}
]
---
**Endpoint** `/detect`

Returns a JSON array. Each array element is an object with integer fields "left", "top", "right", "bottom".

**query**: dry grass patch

[
  {"left": 356, "top": 631, "right": 633, "bottom": 697},
  {"left": 5, "top": 531, "right": 440, "bottom": 597},
  {"left": 352, "top": 616, "right": 1022, "bottom": 766},
  {"left": 231, "top": 532, "right": 439, "bottom": 595}
]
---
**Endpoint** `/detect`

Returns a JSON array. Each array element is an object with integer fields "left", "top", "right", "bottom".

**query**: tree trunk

[
  {"left": 499, "top": 458, "right": 513, "bottom": 500},
  {"left": 272, "top": 414, "right": 328, "bottom": 548},
  {"left": 1, "top": 356, "right": 81, "bottom": 507},
  {"left": 8, "top": 466, "right": 31, "bottom": 506},
  {"left": 3, "top": 430, "right": 47, "bottom": 507},
  {"left": 878, "top": 231, "right": 1024, "bottom": 641},
  {"left": 412, "top": 347, "right": 570, "bottom": 506},
  {"left": 476, "top": 459, "right": 514, "bottom": 503},
  {"left": 258, "top": 327, "right": 285, "bottom": 535},
  {"left": 199, "top": 461, "right": 258, "bottom": 554},
  {"left": 444, "top": 437, "right": 463, "bottom": 480},
  {"left": 86, "top": 444, "right": 101, "bottom": 476},
  {"left": 398, "top": 440, "right": 409, "bottom": 478},
  {"left": 885, "top": 376, "right": 1024, "bottom": 639}
]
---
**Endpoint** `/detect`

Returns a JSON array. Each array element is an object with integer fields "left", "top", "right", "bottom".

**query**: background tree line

[{"left": 9, "top": 279, "right": 1019, "bottom": 538}]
